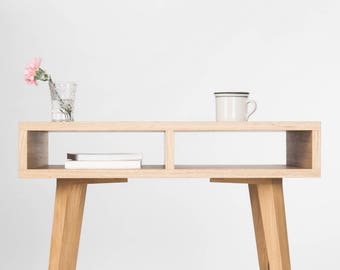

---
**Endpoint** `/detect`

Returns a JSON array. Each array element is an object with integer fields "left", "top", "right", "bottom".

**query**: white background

[{"left": 1, "top": 0, "right": 339, "bottom": 269}]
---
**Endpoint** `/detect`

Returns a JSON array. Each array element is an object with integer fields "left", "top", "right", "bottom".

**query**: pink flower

[{"left": 24, "top": 57, "right": 41, "bottom": 85}]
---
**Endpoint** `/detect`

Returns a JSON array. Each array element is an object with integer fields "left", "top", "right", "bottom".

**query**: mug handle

[{"left": 246, "top": 99, "right": 257, "bottom": 120}]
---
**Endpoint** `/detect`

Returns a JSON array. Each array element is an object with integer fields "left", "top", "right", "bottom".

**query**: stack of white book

[{"left": 65, "top": 153, "right": 143, "bottom": 169}]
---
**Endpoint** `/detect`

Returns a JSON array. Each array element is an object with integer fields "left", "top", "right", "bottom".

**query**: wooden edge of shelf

[
  {"left": 18, "top": 166, "right": 321, "bottom": 179},
  {"left": 211, "top": 178, "right": 281, "bottom": 184},
  {"left": 56, "top": 178, "right": 128, "bottom": 184},
  {"left": 19, "top": 121, "right": 321, "bottom": 132}
]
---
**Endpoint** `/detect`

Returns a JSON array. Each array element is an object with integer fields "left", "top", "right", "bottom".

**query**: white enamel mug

[{"left": 214, "top": 92, "right": 257, "bottom": 121}]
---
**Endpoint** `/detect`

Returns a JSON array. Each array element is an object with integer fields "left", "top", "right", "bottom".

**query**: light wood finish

[
  {"left": 249, "top": 184, "right": 269, "bottom": 270},
  {"left": 211, "top": 177, "right": 274, "bottom": 184},
  {"left": 49, "top": 179, "right": 87, "bottom": 270},
  {"left": 18, "top": 129, "right": 28, "bottom": 170},
  {"left": 286, "top": 129, "right": 321, "bottom": 173},
  {"left": 17, "top": 121, "right": 321, "bottom": 269},
  {"left": 27, "top": 131, "right": 48, "bottom": 169},
  {"left": 19, "top": 121, "right": 320, "bottom": 131},
  {"left": 19, "top": 130, "right": 48, "bottom": 170},
  {"left": 18, "top": 164, "right": 317, "bottom": 179},
  {"left": 164, "top": 130, "right": 175, "bottom": 169},
  {"left": 312, "top": 129, "right": 321, "bottom": 174},
  {"left": 287, "top": 131, "right": 311, "bottom": 168},
  {"left": 249, "top": 179, "right": 291, "bottom": 270},
  {"left": 57, "top": 178, "right": 128, "bottom": 184},
  {"left": 18, "top": 121, "right": 321, "bottom": 178}
]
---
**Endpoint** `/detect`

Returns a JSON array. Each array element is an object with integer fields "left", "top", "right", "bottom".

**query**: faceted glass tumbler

[{"left": 49, "top": 82, "right": 77, "bottom": 122}]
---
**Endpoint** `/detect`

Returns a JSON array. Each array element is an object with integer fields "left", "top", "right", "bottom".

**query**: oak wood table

[{"left": 18, "top": 121, "right": 321, "bottom": 270}]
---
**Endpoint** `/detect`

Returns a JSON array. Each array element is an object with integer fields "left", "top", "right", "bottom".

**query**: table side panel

[
  {"left": 286, "top": 129, "right": 321, "bottom": 175},
  {"left": 312, "top": 129, "right": 321, "bottom": 175},
  {"left": 18, "top": 129, "right": 28, "bottom": 170}
]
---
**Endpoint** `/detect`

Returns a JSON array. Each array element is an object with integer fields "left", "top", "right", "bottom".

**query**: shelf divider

[{"left": 164, "top": 130, "right": 175, "bottom": 170}]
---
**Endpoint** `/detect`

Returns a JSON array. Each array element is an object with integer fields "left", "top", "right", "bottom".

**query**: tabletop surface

[{"left": 19, "top": 121, "right": 321, "bottom": 131}]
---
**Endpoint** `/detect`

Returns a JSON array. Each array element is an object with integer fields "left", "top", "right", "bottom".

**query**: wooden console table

[{"left": 18, "top": 122, "right": 321, "bottom": 270}]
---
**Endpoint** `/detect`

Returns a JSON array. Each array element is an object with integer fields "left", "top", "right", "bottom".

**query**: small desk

[{"left": 18, "top": 121, "right": 321, "bottom": 270}]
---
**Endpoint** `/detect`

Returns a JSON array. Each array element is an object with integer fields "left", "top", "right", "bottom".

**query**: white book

[
  {"left": 65, "top": 160, "right": 141, "bottom": 169},
  {"left": 67, "top": 153, "right": 143, "bottom": 161}
]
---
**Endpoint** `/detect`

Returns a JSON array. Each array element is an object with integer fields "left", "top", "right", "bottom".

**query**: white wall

[{"left": 1, "top": 0, "right": 339, "bottom": 269}]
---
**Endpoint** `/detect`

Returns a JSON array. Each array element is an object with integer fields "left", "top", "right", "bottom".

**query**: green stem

[{"left": 49, "top": 79, "right": 73, "bottom": 120}]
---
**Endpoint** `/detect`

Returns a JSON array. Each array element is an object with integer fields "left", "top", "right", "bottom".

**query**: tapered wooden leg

[
  {"left": 249, "top": 179, "right": 291, "bottom": 270},
  {"left": 48, "top": 179, "right": 87, "bottom": 270},
  {"left": 249, "top": 184, "right": 270, "bottom": 270}
]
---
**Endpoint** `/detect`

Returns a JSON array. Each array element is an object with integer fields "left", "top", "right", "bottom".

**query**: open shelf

[{"left": 18, "top": 122, "right": 321, "bottom": 179}]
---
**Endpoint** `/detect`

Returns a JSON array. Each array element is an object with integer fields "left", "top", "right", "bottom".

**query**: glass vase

[{"left": 49, "top": 82, "right": 77, "bottom": 122}]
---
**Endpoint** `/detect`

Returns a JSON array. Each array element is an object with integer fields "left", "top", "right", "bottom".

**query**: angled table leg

[
  {"left": 249, "top": 179, "right": 291, "bottom": 270},
  {"left": 249, "top": 183, "right": 269, "bottom": 269},
  {"left": 48, "top": 178, "right": 127, "bottom": 270},
  {"left": 48, "top": 179, "right": 87, "bottom": 270}
]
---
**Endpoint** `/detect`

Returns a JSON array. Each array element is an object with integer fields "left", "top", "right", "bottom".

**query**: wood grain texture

[
  {"left": 27, "top": 131, "right": 48, "bottom": 169},
  {"left": 19, "top": 121, "right": 320, "bottom": 132},
  {"left": 48, "top": 180, "right": 87, "bottom": 270},
  {"left": 211, "top": 178, "right": 274, "bottom": 184},
  {"left": 164, "top": 130, "right": 175, "bottom": 169},
  {"left": 18, "top": 121, "right": 321, "bottom": 179},
  {"left": 56, "top": 178, "right": 128, "bottom": 184},
  {"left": 287, "top": 131, "right": 312, "bottom": 168},
  {"left": 18, "top": 129, "right": 27, "bottom": 170},
  {"left": 251, "top": 179, "right": 291, "bottom": 270},
  {"left": 17, "top": 121, "right": 320, "bottom": 270},
  {"left": 18, "top": 165, "right": 318, "bottom": 179},
  {"left": 312, "top": 130, "right": 321, "bottom": 175},
  {"left": 286, "top": 129, "right": 321, "bottom": 175},
  {"left": 18, "top": 130, "right": 48, "bottom": 170},
  {"left": 249, "top": 184, "right": 269, "bottom": 270}
]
